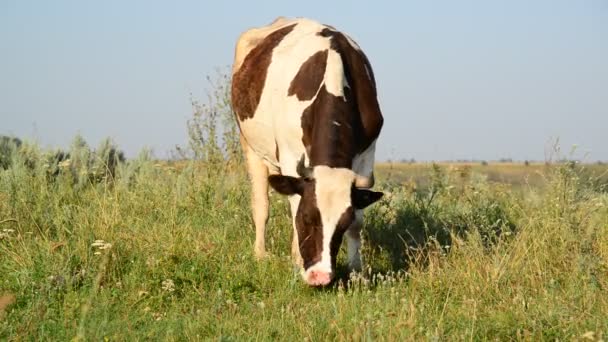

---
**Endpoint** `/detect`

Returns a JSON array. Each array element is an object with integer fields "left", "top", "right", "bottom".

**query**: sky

[{"left": 1, "top": 0, "right": 607, "bottom": 162}]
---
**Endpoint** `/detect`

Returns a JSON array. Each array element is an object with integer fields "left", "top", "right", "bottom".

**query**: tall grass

[{"left": 1, "top": 76, "right": 606, "bottom": 340}]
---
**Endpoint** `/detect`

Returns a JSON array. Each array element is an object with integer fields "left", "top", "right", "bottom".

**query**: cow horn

[
  {"left": 354, "top": 172, "right": 375, "bottom": 188},
  {"left": 296, "top": 155, "right": 313, "bottom": 179}
]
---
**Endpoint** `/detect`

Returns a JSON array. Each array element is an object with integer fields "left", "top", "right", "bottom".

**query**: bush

[
  {"left": 177, "top": 68, "right": 243, "bottom": 173},
  {"left": 0, "top": 136, "right": 22, "bottom": 170}
]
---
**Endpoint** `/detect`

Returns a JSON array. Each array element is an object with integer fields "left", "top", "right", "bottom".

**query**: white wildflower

[
  {"left": 581, "top": 331, "right": 596, "bottom": 340},
  {"left": 58, "top": 159, "right": 71, "bottom": 168},
  {"left": 91, "top": 239, "right": 112, "bottom": 252},
  {"left": 1, "top": 229, "right": 15, "bottom": 240},
  {"left": 161, "top": 279, "right": 175, "bottom": 292}
]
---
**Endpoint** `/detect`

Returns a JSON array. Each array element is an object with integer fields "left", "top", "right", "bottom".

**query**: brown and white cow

[{"left": 231, "top": 17, "right": 384, "bottom": 286}]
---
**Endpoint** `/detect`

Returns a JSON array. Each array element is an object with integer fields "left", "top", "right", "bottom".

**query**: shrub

[
  {"left": 178, "top": 68, "right": 243, "bottom": 173},
  {"left": 0, "top": 136, "right": 22, "bottom": 170}
]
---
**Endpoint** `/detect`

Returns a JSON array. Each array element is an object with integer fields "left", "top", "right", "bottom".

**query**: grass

[
  {"left": 377, "top": 161, "right": 608, "bottom": 191},
  {"left": 1, "top": 142, "right": 607, "bottom": 340}
]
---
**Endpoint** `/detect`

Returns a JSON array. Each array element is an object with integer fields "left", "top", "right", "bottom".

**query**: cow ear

[
  {"left": 352, "top": 188, "right": 383, "bottom": 209},
  {"left": 269, "top": 175, "right": 304, "bottom": 195}
]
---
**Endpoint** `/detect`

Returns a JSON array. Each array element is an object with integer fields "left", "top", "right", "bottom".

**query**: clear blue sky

[{"left": 1, "top": 1, "right": 607, "bottom": 161}]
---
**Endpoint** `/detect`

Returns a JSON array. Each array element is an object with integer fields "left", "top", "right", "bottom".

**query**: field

[{"left": 1, "top": 137, "right": 608, "bottom": 340}]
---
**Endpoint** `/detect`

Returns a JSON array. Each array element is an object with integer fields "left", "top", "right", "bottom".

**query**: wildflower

[
  {"left": 161, "top": 279, "right": 175, "bottom": 292},
  {"left": 146, "top": 257, "right": 158, "bottom": 267},
  {"left": 0, "top": 229, "right": 15, "bottom": 240},
  {"left": 225, "top": 299, "right": 238, "bottom": 308},
  {"left": 581, "top": 331, "right": 596, "bottom": 340},
  {"left": 91, "top": 240, "right": 112, "bottom": 253},
  {"left": 58, "top": 159, "right": 71, "bottom": 168}
]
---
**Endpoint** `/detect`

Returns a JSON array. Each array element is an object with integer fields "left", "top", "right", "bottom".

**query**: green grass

[{"left": 1, "top": 144, "right": 607, "bottom": 340}]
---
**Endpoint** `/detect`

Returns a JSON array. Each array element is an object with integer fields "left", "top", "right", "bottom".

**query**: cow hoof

[
  {"left": 254, "top": 250, "right": 270, "bottom": 260},
  {"left": 291, "top": 255, "right": 304, "bottom": 269}
]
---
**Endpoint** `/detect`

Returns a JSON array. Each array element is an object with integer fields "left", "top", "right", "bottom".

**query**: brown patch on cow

[
  {"left": 311, "top": 28, "right": 383, "bottom": 155},
  {"left": 300, "top": 104, "right": 313, "bottom": 157},
  {"left": 300, "top": 27, "right": 382, "bottom": 168},
  {"left": 232, "top": 24, "right": 297, "bottom": 121},
  {"left": 295, "top": 179, "right": 324, "bottom": 270},
  {"left": 329, "top": 207, "right": 355, "bottom": 267},
  {"left": 300, "top": 84, "right": 361, "bottom": 168},
  {"left": 288, "top": 49, "right": 328, "bottom": 101}
]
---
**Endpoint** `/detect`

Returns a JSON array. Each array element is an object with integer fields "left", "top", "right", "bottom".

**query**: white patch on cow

[
  {"left": 304, "top": 166, "right": 355, "bottom": 276},
  {"left": 236, "top": 18, "right": 353, "bottom": 179},
  {"left": 324, "top": 49, "right": 347, "bottom": 97},
  {"left": 364, "top": 63, "right": 373, "bottom": 82},
  {"left": 344, "top": 33, "right": 362, "bottom": 52},
  {"left": 232, "top": 17, "right": 299, "bottom": 73}
]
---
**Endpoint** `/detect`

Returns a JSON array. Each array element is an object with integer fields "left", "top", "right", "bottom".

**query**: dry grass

[
  {"left": 377, "top": 161, "right": 608, "bottom": 190},
  {"left": 0, "top": 295, "right": 15, "bottom": 320}
]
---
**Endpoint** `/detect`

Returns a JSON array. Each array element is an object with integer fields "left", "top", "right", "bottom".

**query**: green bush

[{"left": 0, "top": 136, "right": 22, "bottom": 170}]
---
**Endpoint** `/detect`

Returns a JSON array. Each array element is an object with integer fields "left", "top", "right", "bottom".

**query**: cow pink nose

[{"left": 306, "top": 270, "right": 332, "bottom": 286}]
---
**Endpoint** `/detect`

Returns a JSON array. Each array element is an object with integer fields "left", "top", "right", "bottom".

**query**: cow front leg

[
  {"left": 288, "top": 195, "right": 303, "bottom": 269},
  {"left": 345, "top": 210, "right": 364, "bottom": 272},
  {"left": 242, "top": 136, "right": 270, "bottom": 259}
]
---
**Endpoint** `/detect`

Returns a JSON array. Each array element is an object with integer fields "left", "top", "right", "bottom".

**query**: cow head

[{"left": 268, "top": 157, "right": 383, "bottom": 286}]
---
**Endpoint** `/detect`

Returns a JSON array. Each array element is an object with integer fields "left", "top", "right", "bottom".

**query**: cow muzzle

[{"left": 303, "top": 264, "right": 334, "bottom": 286}]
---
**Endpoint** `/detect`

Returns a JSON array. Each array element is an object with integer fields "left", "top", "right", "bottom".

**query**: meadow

[
  {"left": 1, "top": 87, "right": 607, "bottom": 340},
  {"left": 1, "top": 134, "right": 607, "bottom": 341}
]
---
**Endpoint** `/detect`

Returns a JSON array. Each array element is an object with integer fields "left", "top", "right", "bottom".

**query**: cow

[{"left": 231, "top": 17, "right": 384, "bottom": 286}]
